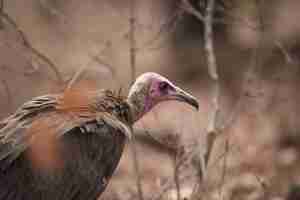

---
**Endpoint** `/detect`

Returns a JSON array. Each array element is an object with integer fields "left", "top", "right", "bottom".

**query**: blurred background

[{"left": 1, "top": 0, "right": 300, "bottom": 199}]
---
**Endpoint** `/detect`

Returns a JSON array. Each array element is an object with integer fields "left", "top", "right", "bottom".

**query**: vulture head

[{"left": 128, "top": 72, "right": 199, "bottom": 121}]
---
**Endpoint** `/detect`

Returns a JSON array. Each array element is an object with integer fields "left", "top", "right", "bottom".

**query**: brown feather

[
  {"left": 0, "top": 86, "right": 133, "bottom": 200},
  {"left": 0, "top": 87, "right": 132, "bottom": 168}
]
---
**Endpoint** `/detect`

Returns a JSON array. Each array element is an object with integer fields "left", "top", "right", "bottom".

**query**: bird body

[
  {"left": 0, "top": 72, "right": 199, "bottom": 200},
  {"left": 0, "top": 90, "right": 131, "bottom": 200}
]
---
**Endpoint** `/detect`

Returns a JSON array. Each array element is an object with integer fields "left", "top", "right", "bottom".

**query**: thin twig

[
  {"left": 181, "top": 0, "right": 205, "bottom": 22},
  {"left": 0, "top": 0, "right": 3, "bottom": 29},
  {"left": 181, "top": 0, "right": 248, "bottom": 187},
  {"left": 218, "top": 138, "right": 229, "bottom": 200},
  {"left": 38, "top": 0, "right": 120, "bottom": 85},
  {"left": 91, "top": 54, "right": 122, "bottom": 87},
  {"left": 66, "top": 65, "right": 89, "bottom": 90},
  {"left": 0, "top": 77, "right": 12, "bottom": 111},
  {"left": 173, "top": 135, "right": 182, "bottom": 200},
  {"left": 203, "top": 0, "right": 219, "bottom": 172},
  {"left": 254, "top": 174, "right": 268, "bottom": 191},
  {"left": 209, "top": 139, "right": 240, "bottom": 169},
  {"left": 129, "top": 1, "right": 144, "bottom": 200},
  {"left": 254, "top": 173, "right": 270, "bottom": 199},
  {"left": 0, "top": 0, "right": 3, "bottom": 13},
  {"left": 150, "top": 174, "right": 185, "bottom": 200},
  {"left": 150, "top": 167, "right": 203, "bottom": 200},
  {"left": 180, "top": 0, "right": 219, "bottom": 183},
  {"left": 129, "top": 140, "right": 144, "bottom": 200},
  {"left": 182, "top": 0, "right": 261, "bottom": 32},
  {"left": 173, "top": 154, "right": 181, "bottom": 200},
  {"left": 66, "top": 46, "right": 116, "bottom": 90},
  {"left": 275, "top": 40, "right": 294, "bottom": 64},
  {"left": 0, "top": 12, "right": 64, "bottom": 83},
  {"left": 136, "top": 7, "right": 184, "bottom": 52},
  {"left": 150, "top": 179, "right": 176, "bottom": 200},
  {"left": 129, "top": 0, "right": 137, "bottom": 86}
]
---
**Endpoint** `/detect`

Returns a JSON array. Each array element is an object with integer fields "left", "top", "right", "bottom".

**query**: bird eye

[{"left": 158, "top": 81, "right": 169, "bottom": 91}]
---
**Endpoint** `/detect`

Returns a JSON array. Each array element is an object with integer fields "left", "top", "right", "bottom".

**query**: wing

[
  {"left": 0, "top": 91, "right": 131, "bottom": 169},
  {"left": 0, "top": 115, "right": 127, "bottom": 200},
  {"left": 0, "top": 94, "right": 59, "bottom": 166}
]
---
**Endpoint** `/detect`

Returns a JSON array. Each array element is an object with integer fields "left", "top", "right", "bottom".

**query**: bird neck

[{"left": 127, "top": 90, "right": 153, "bottom": 122}]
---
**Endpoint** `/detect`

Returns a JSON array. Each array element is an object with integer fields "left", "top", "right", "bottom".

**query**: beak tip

[
  {"left": 180, "top": 95, "right": 199, "bottom": 111},
  {"left": 191, "top": 100, "right": 199, "bottom": 111},
  {"left": 171, "top": 88, "right": 199, "bottom": 111}
]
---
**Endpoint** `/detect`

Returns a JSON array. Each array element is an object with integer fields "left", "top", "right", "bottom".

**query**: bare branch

[
  {"left": 150, "top": 179, "right": 176, "bottom": 200},
  {"left": 129, "top": 0, "right": 137, "bottom": 86},
  {"left": 0, "top": 12, "right": 64, "bottom": 84},
  {"left": 173, "top": 134, "right": 183, "bottom": 200},
  {"left": 0, "top": 0, "right": 4, "bottom": 29},
  {"left": 129, "top": 1, "right": 144, "bottom": 200},
  {"left": 150, "top": 164, "right": 201, "bottom": 200},
  {"left": 181, "top": 0, "right": 205, "bottom": 22},
  {"left": 182, "top": 0, "right": 261, "bottom": 32},
  {"left": 179, "top": 0, "right": 219, "bottom": 180},
  {"left": 66, "top": 45, "right": 116, "bottom": 90},
  {"left": 0, "top": 0, "right": 3, "bottom": 13},
  {"left": 209, "top": 141, "right": 241, "bottom": 169},
  {"left": 174, "top": 165, "right": 181, "bottom": 200},
  {"left": 218, "top": 138, "right": 229, "bottom": 199},
  {"left": 275, "top": 40, "right": 294, "bottom": 64},
  {"left": 129, "top": 139, "right": 144, "bottom": 200},
  {"left": 136, "top": 7, "right": 184, "bottom": 52},
  {"left": 66, "top": 65, "right": 89, "bottom": 90},
  {"left": 0, "top": 77, "right": 12, "bottom": 111},
  {"left": 204, "top": 0, "right": 218, "bottom": 84},
  {"left": 203, "top": 0, "right": 220, "bottom": 172}
]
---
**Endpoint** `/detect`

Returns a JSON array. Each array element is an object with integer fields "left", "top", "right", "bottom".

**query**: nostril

[
  {"left": 169, "top": 86, "right": 176, "bottom": 91},
  {"left": 150, "top": 89, "right": 155, "bottom": 95},
  {"left": 158, "top": 81, "right": 169, "bottom": 91}
]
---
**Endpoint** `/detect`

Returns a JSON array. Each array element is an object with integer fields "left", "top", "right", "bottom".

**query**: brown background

[{"left": 1, "top": 0, "right": 300, "bottom": 199}]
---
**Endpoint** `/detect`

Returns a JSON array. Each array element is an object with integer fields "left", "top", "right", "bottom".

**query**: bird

[{"left": 0, "top": 72, "right": 199, "bottom": 200}]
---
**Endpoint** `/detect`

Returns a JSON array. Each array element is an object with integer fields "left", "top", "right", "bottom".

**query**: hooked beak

[{"left": 169, "top": 87, "right": 199, "bottom": 110}]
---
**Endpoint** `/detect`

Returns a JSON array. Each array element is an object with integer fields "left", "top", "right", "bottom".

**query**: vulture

[{"left": 0, "top": 72, "right": 198, "bottom": 200}]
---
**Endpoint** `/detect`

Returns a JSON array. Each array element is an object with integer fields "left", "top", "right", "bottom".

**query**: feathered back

[{"left": 0, "top": 89, "right": 132, "bottom": 169}]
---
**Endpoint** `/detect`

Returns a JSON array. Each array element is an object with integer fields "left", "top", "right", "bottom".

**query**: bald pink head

[{"left": 128, "top": 72, "right": 199, "bottom": 122}]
